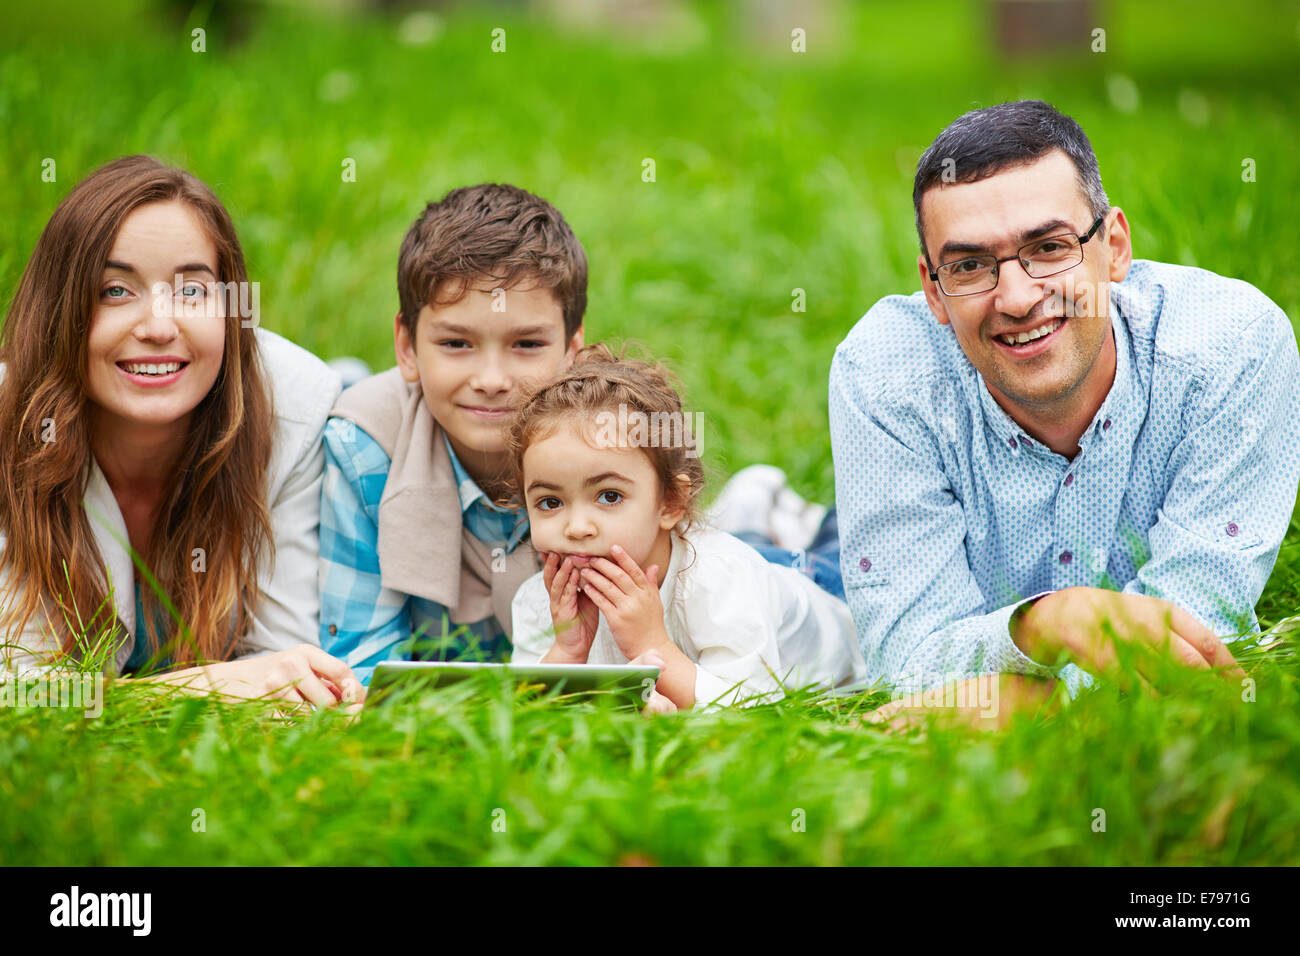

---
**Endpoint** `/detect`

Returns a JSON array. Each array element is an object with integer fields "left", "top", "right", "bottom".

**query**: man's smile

[{"left": 992, "top": 315, "right": 1067, "bottom": 357}]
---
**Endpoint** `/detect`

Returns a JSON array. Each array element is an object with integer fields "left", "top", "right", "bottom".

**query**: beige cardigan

[{"left": 327, "top": 368, "right": 541, "bottom": 638}]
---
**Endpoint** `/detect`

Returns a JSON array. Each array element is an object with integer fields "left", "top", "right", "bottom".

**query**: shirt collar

[
  {"left": 441, "top": 431, "right": 508, "bottom": 516},
  {"left": 1079, "top": 299, "right": 1137, "bottom": 450}
]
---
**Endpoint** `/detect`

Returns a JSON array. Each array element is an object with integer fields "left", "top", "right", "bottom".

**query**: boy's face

[
  {"left": 522, "top": 419, "right": 684, "bottom": 574},
  {"left": 395, "top": 281, "right": 582, "bottom": 473}
]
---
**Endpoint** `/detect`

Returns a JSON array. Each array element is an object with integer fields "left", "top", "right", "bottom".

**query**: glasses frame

[{"left": 927, "top": 212, "right": 1108, "bottom": 297}]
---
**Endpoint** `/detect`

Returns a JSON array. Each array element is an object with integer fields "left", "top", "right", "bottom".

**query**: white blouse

[
  {"left": 511, "top": 524, "right": 867, "bottom": 707},
  {"left": 0, "top": 328, "right": 341, "bottom": 676}
]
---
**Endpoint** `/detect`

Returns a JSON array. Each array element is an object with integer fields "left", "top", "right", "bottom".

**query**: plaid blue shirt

[
  {"left": 319, "top": 418, "right": 529, "bottom": 684},
  {"left": 830, "top": 260, "right": 1300, "bottom": 696}
]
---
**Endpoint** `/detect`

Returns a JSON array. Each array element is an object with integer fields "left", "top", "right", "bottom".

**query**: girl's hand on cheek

[
  {"left": 579, "top": 544, "right": 667, "bottom": 660},
  {"left": 545, "top": 552, "right": 599, "bottom": 660}
]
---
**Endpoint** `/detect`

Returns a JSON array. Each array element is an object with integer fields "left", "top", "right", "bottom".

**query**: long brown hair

[{"left": 0, "top": 155, "right": 274, "bottom": 667}]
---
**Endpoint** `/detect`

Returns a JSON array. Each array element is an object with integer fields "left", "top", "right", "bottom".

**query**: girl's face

[
  {"left": 522, "top": 418, "right": 684, "bottom": 572},
  {"left": 85, "top": 200, "right": 226, "bottom": 436}
]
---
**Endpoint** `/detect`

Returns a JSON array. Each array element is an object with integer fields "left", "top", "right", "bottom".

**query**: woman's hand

[
  {"left": 542, "top": 552, "right": 600, "bottom": 664},
  {"left": 154, "top": 644, "right": 365, "bottom": 713},
  {"left": 579, "top": 545, "right": 668, "bottom": 661}
]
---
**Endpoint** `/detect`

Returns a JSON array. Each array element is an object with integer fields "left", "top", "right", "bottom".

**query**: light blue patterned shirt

[
  {"left": 318, "top": 419, "right": 528, "bottom": 685},
  {"left": 829, "top": 260, "right": 1300, "bottom": 696}
]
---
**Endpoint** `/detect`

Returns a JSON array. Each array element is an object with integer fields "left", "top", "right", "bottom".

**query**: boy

[{"left": 319, "top": 184, "right": 586, "bottom": 684}]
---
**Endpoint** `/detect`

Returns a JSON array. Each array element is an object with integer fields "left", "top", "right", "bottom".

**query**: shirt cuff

[
  {"left": 989, "top": 590, "right": 1059, "bottom": 675},
  {"left": 991, "top": 591, "right": 1096, "bottom": 701}
]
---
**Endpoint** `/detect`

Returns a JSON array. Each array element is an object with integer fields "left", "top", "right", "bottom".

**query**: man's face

[
  {"left": 917, "top": 149, "right": 1131, "bottom": 413},
  {"left": 395, "top": 282, "right": 582, "bottom": 468}
]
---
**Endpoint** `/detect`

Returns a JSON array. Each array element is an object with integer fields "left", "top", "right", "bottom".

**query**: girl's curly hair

[{"left": 506, "top": 343, "right": 707, "bottom": 534}]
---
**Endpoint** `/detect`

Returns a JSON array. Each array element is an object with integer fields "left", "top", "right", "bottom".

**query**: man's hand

[
  {"left": 1012, "top": 586, "right": 1244, "bottom": 685},
  {"left": 542, "top": 552, "right": 600, "bottom": 664},
  {"left": 863, "top": 674, "right": 1059, "bottom": 733},
  {"left": 578, "top": 545, "right": 668, "bottom": 661}
]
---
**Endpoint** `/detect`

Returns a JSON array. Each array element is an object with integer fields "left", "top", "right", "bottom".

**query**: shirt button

[
  {"left": 1059, "top": 550, "right": 1073, "bottom": 565},
  {"left": 859, "top": 556, "right": 872, "bottom": 572},
  {"left": 1102, "top": 418, "right": 1112, "bottom": 430},
  {"left": 1063, "top": 473, "right": 1074, "bottom": 486},
  {"left": 1008, "top": 436, "right": 1018, "bottom": 449},
  {"left": 328, "top": 624, "right": 338, "bottom": 636},
  {"left": 1018, "top": 435, "right": 1032, "bottom": 448},
  {"left": 1226, "top": 522, "right": 1239, "bottom": 537}
]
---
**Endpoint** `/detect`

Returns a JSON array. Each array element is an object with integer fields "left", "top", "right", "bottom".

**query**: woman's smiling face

[
  {"left": 522, "top": 417, "right": 683, "bottom": 572},
  {"left": 86, "top": 200, "right": 227, "bottom": 434}
]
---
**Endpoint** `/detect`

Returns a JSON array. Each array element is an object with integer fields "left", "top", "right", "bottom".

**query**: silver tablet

[{"left": 366, "top": 660, "right": 661, "bottom": 709}]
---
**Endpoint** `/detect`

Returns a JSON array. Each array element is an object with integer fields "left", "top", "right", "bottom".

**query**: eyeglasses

[{"left": 928, "top": 213, "right": 1107, "bottom": 296}]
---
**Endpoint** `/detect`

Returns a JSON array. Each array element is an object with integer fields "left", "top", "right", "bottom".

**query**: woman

[{"left": 0, "top": 155, "right": 361, "bottom": 708}]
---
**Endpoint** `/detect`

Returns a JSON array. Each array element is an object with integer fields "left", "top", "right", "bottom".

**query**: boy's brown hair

[
  {"left": 396, "top": 183, "right": 587, "bottom": 340},
  {"left": 506, "top": 344, "right": 708, "bottom": 533}
]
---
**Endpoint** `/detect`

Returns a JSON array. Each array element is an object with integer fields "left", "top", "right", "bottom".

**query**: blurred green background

[{"left": 2, "top": 0, "right": 1297, "bottom": 504}]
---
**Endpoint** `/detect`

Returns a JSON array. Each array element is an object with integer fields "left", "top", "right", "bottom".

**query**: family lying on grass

[{"left": 2, "top": 100, "right": 1297, "bottom": 723}]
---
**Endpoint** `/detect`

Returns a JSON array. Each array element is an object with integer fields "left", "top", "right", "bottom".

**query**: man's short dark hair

[{"left": 913, "top": 100, "right": 1110, "bottom": 261}]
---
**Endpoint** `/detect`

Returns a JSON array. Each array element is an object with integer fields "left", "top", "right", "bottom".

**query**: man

[{"left": 829, "top": 100, "right": 1300, "bottom": 701}]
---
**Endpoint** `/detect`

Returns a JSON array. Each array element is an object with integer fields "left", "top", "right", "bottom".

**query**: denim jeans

[{"left": 732, "top": 505, "right": 844, "bottom": 600}]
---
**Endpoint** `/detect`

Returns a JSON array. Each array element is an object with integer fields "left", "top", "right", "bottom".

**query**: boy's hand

[
  {"left": 579, "top": 545, "right": 669, "bottom": 661},
  {"left": 544, "top": 552, "right": 599, "bottom": 663}
]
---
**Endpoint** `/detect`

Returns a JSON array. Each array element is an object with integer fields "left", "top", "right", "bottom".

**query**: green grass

[
  {"left": 2, "top": 0, "right": 1299, "bottom": 865},
  {"left": 2, "top": 636, "right": 1298, "bottom": 866}
]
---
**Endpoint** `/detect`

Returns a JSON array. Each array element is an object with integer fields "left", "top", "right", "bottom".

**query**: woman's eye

[
  {"left": 535, "top": 497, "right": 561, "bottom": 512},
  {"left": 101, "top": 285, "right": 129, "bottom": 299},
  {"left": 180, "top": 283, "right": 206, "bottom": 298},
  {"left": 597, "top": 490, "right": 623, "bottom": 505}
]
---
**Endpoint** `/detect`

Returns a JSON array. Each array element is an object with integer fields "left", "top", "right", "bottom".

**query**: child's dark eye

[
  {"left": 440, "top": 340, "right": 470, "bottom": 350},
  {"left": 534, "top": 496, "right": 561, "bottom": 512},
  {"left": 597, "top": 490, "right": 623, "bottom": 505},
  {"left": 517, "top": 340, "right": 546, "bottom": 349}
]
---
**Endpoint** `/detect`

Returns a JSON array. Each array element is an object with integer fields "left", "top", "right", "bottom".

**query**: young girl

[{"left": 506, "top": 345, "right": 867, "bottom": 710}]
